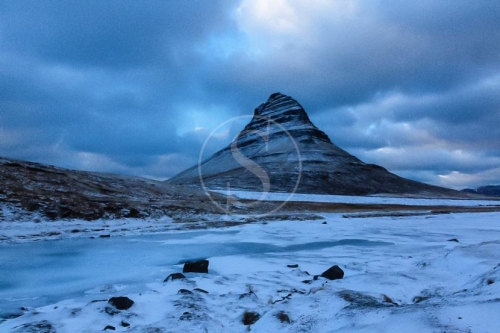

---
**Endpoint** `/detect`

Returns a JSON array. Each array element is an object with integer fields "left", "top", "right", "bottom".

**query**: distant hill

[
  {"left": 169, "top": 93, "right": 470, "bottom": 198},
  {"left": 0, "top": 157, "right": 223, "bottom": 221},
  {"left": 462, "top": 185, "right": 500, "bottom": 197}
]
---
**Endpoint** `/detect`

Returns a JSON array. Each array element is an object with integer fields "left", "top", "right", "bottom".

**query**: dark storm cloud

[
  {"left": 0, "top": 0, "right": 499, "bottom": 189},
  {"left": 0, "top": 0, "right": 238, "bottom": 173},
  {"left": 0, "top": 0, "right": 235, "bottom": 68},
  {"left": 206, "top": 0, "right": 500, "bottom": 110}
]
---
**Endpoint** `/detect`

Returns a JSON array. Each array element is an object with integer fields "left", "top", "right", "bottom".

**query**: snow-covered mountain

[{"left": 169, "top": 93, "right": 465, "bottom": 198}]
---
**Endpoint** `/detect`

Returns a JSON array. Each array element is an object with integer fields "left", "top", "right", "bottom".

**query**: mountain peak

[
  {"left": 255, "top": 92, "right": 303, "bottom": 114},
  {"left": 269, "top": 92, "right": 287, "bottom": 100},
  {"left": 252, "top": 93, "right": 316, "bottom": 132},
  {"left": 169, "top": 93, "right": 464, "bottom": 198}
]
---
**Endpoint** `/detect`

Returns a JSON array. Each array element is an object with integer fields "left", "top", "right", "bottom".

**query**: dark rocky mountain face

[{"left": 169, "top": 93, "right": 467, "bottom": 198}]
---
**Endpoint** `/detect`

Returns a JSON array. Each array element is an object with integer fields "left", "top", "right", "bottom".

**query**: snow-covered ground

[
  {"left": 1, "top": 201, "right": 500, "bottom": 332},
  {"left": 215, "top": 190, "right": 500, "bottom": 207}
]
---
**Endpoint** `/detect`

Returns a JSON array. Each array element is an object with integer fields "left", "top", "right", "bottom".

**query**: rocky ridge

[
  {"left": 168, "top": 93, "right": 467, "bottom": 198},
  {"left": 0, "top": 157, "right": 224, "bottom": 222}
]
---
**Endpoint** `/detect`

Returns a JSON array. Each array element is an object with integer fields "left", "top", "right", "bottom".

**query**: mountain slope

[
  {"left": 169, "top": 93, "right": 467, "bottom": 198},
  {"left": 462, "top": 185, "right": 500, "bottom": 197},
  {"left": 0, "top": 157, "right": 224, "bottom": 221}
]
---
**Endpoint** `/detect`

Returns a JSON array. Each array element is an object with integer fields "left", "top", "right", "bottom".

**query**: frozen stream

[{"left": 0, "top": 230, "right": 390, "bottom": 318}]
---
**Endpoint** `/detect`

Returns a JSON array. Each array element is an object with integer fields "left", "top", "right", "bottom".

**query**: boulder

[
  {"left": 127, "top": 208, "right": 140, "bottom": 218},
  {"left": 183, "top": 259, "right": 209, "bottom": 273},
  {"left": 163, "top": 272, "right": 186, "bottom": 282},
  {"left": 321, "top": 265, "right": 344, "bottom": 280},
  {"left": 178, "top": 289, "right": 193, "bottom": 295},
  {"left": 179, "top": 312, "right": 193, "bottom": 321},
  {"left": 194, "top": 288, "right": 209, "bottom": 294},
  {"left": 108, "top": 296, "right": 134, "bottom": 310},
  {"left": 242, "top": 311, "right": 260, "bottom": 325}
]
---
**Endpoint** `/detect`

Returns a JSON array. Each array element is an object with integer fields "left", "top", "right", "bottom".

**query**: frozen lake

[
  {"left": 0, "top": 230, "right": 391, "bottom": 318},
  {"left": 2, "top": 212, "right": 500, "bottom": 332}
]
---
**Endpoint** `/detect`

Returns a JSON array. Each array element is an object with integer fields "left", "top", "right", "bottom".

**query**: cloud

[
  {"left": 0, "top": 0, "right": 237, "bottom": 68},
  {"left": 214, "top": 0, "right": 500, "bottom": 104},
  {"left": 0, "top": 0, "right": 499, "bottom": 189}
]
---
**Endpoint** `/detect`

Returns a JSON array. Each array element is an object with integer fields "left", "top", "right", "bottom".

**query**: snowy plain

[
  {"left": 215, "top": 190, "right": 500, "bottom": 207},
  {"left": 1, "top": 194, "right": 500, "bottom": 332}
]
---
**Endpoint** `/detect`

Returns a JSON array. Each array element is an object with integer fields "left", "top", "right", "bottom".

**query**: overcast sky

[{"left": 1, "top": 0, "right": 499, "bottom": 190}]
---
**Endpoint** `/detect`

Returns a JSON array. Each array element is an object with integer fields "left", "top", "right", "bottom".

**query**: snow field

[{"left": 1, "top": 211, "right": 500, "bottom": 332}]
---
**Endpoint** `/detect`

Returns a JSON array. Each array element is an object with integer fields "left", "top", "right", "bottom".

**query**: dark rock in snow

[
  {"left": 128, "top": 208, "right": 140, "bottom": 218},
  {"left": 178, "top": 289, "right": 194, "bottom": 295},
  {"left": 179, "top": 312, "right": 193, "bottom": 321},
  {"left": 183, "top": 259, "right": 209, "bottom": 273},
  {"left": 99, "top": 234, "right": 111, "bottom": 238},
  {"left": 242, "top": 311, "right": 261, "bottom": 325},
  {"left": 287, "top": 264, "right": 299, "bottom": 268},
  {"left": 447, "top": 238, "right": 459, "bottom": 242},
  {"left": 163, "top": 273, "right": 186, "bottom": 282},
  {"left": 276, "top": 311, "right": 291, "bottom": 323},
  {"left": 120, "top": 321, "right": 130, "bottom": 327},
  {"left": 108, "top": 296, "right": 134, "bottom": 310},
  {"left": 321, "top": 265, "right": 344, "bottom": 280},
  {"left": 338, "top": 290, "right": 395, "bottom": 308},
  {"left": 103, "top": 325, "right": 116, "bottom": 331},
  {"left": 13, "top": 320, "right": 56, "bottom": 333},
  {"left": 194, "top": 288, "right": 209, "bottom": 294}
]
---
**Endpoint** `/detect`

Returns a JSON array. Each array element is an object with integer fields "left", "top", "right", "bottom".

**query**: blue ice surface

[{"left": 0, "top": 231, "right": 392, "bottom": 318}]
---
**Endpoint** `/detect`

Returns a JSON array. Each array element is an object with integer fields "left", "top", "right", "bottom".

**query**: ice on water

[{"left": 1, "top": 195, "right": 499, "bottom": 332}]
